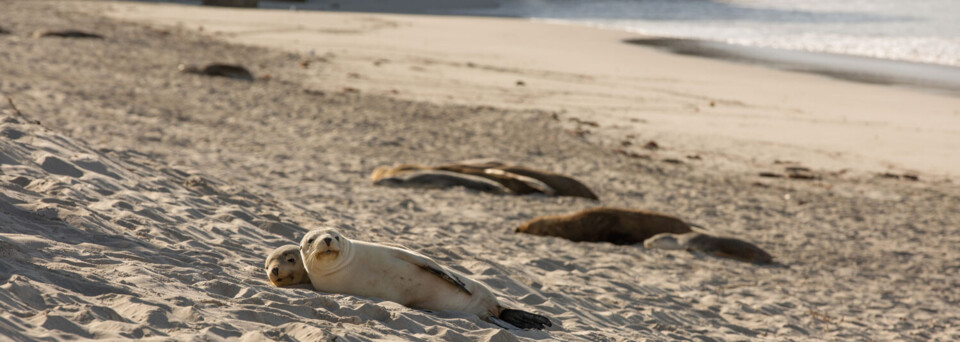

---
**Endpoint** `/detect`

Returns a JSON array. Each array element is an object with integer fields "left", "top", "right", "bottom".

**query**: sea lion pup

[
  {"left": 264, "top": 245, "right": 312, "bottom": 287},
  {"left": 300, "top": 228, "right": 553, "bottom": 330},
  {"left": 644, "top": 232, "right": 774, "bottom": 264},
  {"left": 516, "top": 207, "right": 693, "bottom": 245},
  {"left": 178, "top": 63, "right": 254, "bottom": 81},
  {"left": 373, "top": 170, "right": 509, "bottom": 194}
]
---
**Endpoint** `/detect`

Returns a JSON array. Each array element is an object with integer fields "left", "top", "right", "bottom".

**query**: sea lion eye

[
  {"left": 334, "top": 236, "right": 340, "bottom": 241},
  {"left": 287, "top": 258, "right": 295, "bottom": 263},
  {"left": 307, "top": 238, "right": 315, "bottom": 244}
]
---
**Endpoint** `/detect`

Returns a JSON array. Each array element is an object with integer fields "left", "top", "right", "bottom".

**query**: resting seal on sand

[
  {"left": 33, "top": 29, "right": 103, "bottom": 39},
  {"left": 373, "top": 170, "right": 510, "bottom": 194},
  {"left": 370, "top": 160, "right": 592, "bottom": 198},
  {"left": 516, "top": 207, "right": 692, "bottom": 245},
  {"left": 372, "top": 162, "right": 555, "bottom": 195},
  {"left": 435, "top": 164, "right": 556, "bottom": 195},
  {"left": 493, "top": 165, "right": 597, "bottom": 200},
  {"left": 264, "top": 245, "right": 311, "bottom": 287},
  {"left": 300, "top": 228, "right": 552, "bottom": 330},
  {"left": 178, "top": 63, "right": 254, "bottom": 81},
  {"left": 644, "top": 232, "right": 774, "bottom": 264},
  {"left": 370, "top": 163, "right": 430, "bottom": 182}
]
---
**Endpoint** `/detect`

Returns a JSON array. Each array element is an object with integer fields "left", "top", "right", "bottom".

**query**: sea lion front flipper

[
  {"left": 394, "top": 251, "right": 472, "bottom": 296},
  {"left": 498, "top": 308, "right": 553, "bottom": 330}
]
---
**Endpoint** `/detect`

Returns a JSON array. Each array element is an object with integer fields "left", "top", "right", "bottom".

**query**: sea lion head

[
  {"left": 370, "top": 163, "right": 429, "bottom": 182},
  {"left": 372, "top": 176, "right": 405, "bottom": 187},
  {"left": 643, "top": 233, "right": 685, "bottom": 250},
  {"left": 300, "top": 228, "right": 352, "bottom": 271},
  {"left": 177, "top": 63, "right": 201, "bottom": 74},
  {"left": 515, "top": 216, "right": 555, "bottom": 234},
  {"left": 264, "top": 245, "right": 309, "bottom": 286}
]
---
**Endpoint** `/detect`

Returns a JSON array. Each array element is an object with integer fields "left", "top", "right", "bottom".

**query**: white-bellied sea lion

[
  {"left": 264, "top": 245, "right": 312, "bottom": 287},
  {"left": 299, "top": 228, "right": 552, "bottom": 330},
  {"left": 644, "top": 232, "right": 774, "bottom": 264},
  {"left": 516, "top": 207, "right": 693, "bottom": 245}
]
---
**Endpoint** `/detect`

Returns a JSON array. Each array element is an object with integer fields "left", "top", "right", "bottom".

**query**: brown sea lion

[
  {"left": 264, "top": 245, "right": 311, "bottom": 287},
  {"left": 33, "top": 30, "right": 103, "bottom": 39},
  {"left": 371, "top": 162, "right": 555, "bottom": 196},
  {"left": 644, "top": 232, "right": 774, "bottom": 264},
  {"left": 178, "top": 63, "right": 254, "bottom": 81},
  {"left": 435, "top": 160, "right": 596, "bottom": 199},
  {"left": 516, "top": 207, "right": 692, "bottom": 245},
  {"left": 493, "top": 166, "right": 597, "bottom": 200},
  {"left": 435, "top": 164, "right": 554, "bottom": 195}
]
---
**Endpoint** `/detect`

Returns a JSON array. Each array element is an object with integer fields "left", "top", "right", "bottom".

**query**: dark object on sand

[
  {"left": 371, "top": 160, "right": 597, "bottom": 199},
  {"left": 373, "top": 170, "right": 510, "bottom": 194},
  {"left": 645, "top": 232, "right": 775, "bottom": 264},
  {"left": 516, "top": 207, "right": 693, "bottom": 245},
  {"left": 34, "top": 30, "right": 103, "bottom": 39},
  {"left": 493, "top": 165, "right": 598, "bottom": 200},
  {"left": 201, "top": 0, "right": 259, "bottom": 7},
  {"left": 0, "top": 26, "right": 10, "bottom": 35},
  {"left": 178, "top": 63, "right": 254, "bottom": 81}
]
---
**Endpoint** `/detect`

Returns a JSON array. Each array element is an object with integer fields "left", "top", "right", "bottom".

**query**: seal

[
  {"left": 373, "top": 170, "right": 510, "bottom": 194},
  {"left": 493, "top": 165, "right": 598, "bottom": 200},
  {"left": 435, "top": 164, "right": 555, "bottom": 195},
  {"left": 436, "top": 160, "right": 597, "bottom": 199},
  {"left": 300, "top": 228, "right": 552, "bottom": 330},
  {"left": 372, "top": 162, "right": 554, "bottom": 195},
  {"left": 516, "top": 207, "right": 692, "bottom": 245},
  {"left": 264, "top": 245, "right": 312, "bottom": 287},
  {"left": 644, "top": 232, "right": 774, "bottom": 264},
  {"left": 33, "top": 29, "right": 103, "bottom": 39},
  {"left": 178, "top": 63, "right": 254, "bottom": 81},
  {"left": 370, "top": 160, "right": 587, "bottom": 197},
  {"left": 370, "top": 163, "right": 430, "bottom": 182}
]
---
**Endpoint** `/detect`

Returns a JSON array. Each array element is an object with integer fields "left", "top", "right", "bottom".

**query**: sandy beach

[{"left": 1, "top": 1, "right": 959, "bottom": 340}]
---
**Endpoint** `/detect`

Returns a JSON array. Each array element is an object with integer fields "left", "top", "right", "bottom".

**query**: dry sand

[{"left": 1, "top": 1, "right": 958, "bottom": 341}]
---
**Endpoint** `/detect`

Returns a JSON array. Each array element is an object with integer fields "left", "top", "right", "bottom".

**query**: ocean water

[{"left": 452, "top": 0, "right": 960, "bottom": 67}]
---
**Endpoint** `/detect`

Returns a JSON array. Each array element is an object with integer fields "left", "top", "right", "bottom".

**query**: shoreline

[
  {"left": 164, "top": 1, "right": 960, "bottom": 97},
  {"left": 625, "top": 37, "right": 960, "bottom": 97}
]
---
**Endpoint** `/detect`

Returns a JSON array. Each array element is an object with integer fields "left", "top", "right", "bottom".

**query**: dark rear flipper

[{"left": 499, "top": 309, "right": 552, "bottom": 330}]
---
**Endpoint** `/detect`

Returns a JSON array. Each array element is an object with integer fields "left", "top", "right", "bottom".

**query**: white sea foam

[{"left": 455, "top": 0, "right": 960, "bottom": 67}]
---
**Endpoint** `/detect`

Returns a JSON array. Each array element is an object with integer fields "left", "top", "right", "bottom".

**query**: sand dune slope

[{"left": 1, "top": 1, "right": 959, "bottom": 341}]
